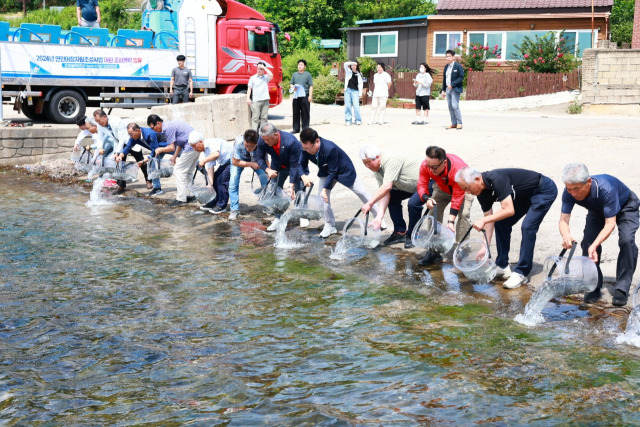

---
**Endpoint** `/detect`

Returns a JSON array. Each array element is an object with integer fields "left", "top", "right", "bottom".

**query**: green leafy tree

[
  {"left": 343, "top": 0, "right": 436, "bottom": 24},
  {"left": 510, "top": 31, "right": 579, "bottom": 73},
  {"left": 455, "top": 42, "right": 501, "bottom": 72},
  {"left": 611, "top": 0, "right": 635, "bottom": 46},
  {"left": 282, "top": 48, "right": 328, "bottom": 84},
  {"left": 356, "top": 56, "right": 377, "bottom": 75}
]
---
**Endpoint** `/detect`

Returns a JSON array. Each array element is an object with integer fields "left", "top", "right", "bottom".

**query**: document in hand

[{"left": 289, "top": 84, "right": 306, "bottom": 99}]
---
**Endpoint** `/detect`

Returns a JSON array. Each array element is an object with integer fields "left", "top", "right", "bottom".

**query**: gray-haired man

[{"left": 559, "top": 163, "right": 639, "bottom": 306}]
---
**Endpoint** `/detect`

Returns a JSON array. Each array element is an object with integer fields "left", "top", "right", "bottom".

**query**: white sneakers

[
  {"left": 300, "top": 218, "right": 310, "bottom": 228},
  {"left": 266, "top": 218, "right": 280, "bottom": 232},
  {"left": 228, "top": 211, "right": 238, "bottom": 221},
  {"left": 503, "top": 272, "right": 528, "bottom": 289},
  {"left": 380, "top": 220, "right": 388, "bottom": 230},
  {"left": 496, "top": 265, "right": 512, "bottom": 279},
  {"left": 319, "top": 224, "right": 338, "bottom": 238}
]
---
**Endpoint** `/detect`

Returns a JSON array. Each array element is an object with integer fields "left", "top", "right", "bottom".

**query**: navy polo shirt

[
  {"left": 561, "top": 174, "right": 631, "bottom": 218},
  {"left": 477, "top": 168, "right": 541, "bottom": 212}
]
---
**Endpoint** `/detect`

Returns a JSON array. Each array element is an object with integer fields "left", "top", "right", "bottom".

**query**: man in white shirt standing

[{"left": 247, "top": 61, "right": 273, "bottom": 131}]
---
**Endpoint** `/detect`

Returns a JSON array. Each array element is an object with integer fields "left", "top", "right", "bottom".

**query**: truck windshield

[{"left": 248, "top": 31, "right": 274, "bottom": 54}]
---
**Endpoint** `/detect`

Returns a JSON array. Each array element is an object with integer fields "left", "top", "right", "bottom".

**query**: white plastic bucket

[
  {"left": 258, "top": 179, "right": 290, "bottom": 215},
  {"left": 453, "top": 238, "right": 497, "bottom": 283},
  {"left": 147, "top": 157, "right": 173, "bottom": 180},
  {"left": 411, "top": 215, "right": 455, "bottom": 254},
  {"left": 342, "top": 215, "right": 381, "bottom": 249}
]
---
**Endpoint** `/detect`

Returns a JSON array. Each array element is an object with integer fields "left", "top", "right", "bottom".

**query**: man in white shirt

[
  {"left": 247, "top": 61, "right": 273, "bottom": 131},
  {"left": 188, "top": 130, "right": 234, "bottom": 214}
]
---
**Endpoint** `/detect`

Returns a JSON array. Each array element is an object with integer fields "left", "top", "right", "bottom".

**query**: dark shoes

[
  {"left": 113, "top": 185, "right": 126, "bottom": 195},
  {"left": 418, "top": 251, "right": 443, "bottom": 266},
  {"left": 612, "top": 290, "right": 628, "bottom": 307},
  {"left": 404, "top": 236, "right": 415, "bottom": 249},
  {"left": 169, "top": 200, "right": 187, "bottom": 207},
  {"left": 583, "top": 288, "right": 602, "bottom": 304},
  {"left": 384, "top": 231, "right": 407, "bottom": 246},
  {"left": 186, "top": 196, "right": 196, "bottom": 203}
]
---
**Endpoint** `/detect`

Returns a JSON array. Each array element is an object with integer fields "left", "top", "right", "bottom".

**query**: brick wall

[
  {"left": 581, "top": 48, "right": 640, "bottom": 107},
  {"left": 0, "top": 127, "right": 78, "bottom": 166}
]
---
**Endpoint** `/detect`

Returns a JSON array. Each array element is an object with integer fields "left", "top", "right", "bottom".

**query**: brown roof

[{"left": 437, "top": 0, "right": 614, "bottom": 11}]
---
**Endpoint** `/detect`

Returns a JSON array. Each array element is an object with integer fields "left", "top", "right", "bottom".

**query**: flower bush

[
  {"left": 455, "top": 42, "right": 501, "bottom": 72},
  {"left": 510, "top": 30, "right": 579, "bottom": 73}
]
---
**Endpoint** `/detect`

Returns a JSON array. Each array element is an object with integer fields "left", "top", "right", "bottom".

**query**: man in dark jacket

[
  {"left": 441, "top": 49, "right": 464, "bottom": 130},
  {"left": 256, "top": 122, "right": 306, "bottom": 231},
  {"left": 299, "top": 127, "right": 381, "bottom": 238}
]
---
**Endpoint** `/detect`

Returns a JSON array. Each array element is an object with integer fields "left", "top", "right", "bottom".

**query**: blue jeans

[
  {"left": 151, "top": 153, "right": 165, "bottom": 190},
  {"left": 494, "top": 176, "right": 558, "bottom": 276},
  {"left": 446, "top": 88, "right": 462, "bottom": 126},
  {"left": 229, "top": 165, "right": 268, "bottom": 212},
  {"left": 344, "top": 88, "right": 362, "bottom": 123}
]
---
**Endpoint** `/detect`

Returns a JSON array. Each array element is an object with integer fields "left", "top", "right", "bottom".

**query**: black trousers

[
  {"left": 582, "top": 191, "right": 639, "bottom": 295},
  {"left": 292, "top": 97, "right": 310, "bottom": 133}
]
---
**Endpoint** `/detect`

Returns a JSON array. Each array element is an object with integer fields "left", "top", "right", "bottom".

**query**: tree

[
  {"left": 610, "top": 0, "right": 635, "bottom": 46},
  {"left": 343, "top": 0, "right": 437, "bottom": 24}
]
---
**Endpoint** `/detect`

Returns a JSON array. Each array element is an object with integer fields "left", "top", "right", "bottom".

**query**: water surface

[{"left": 1, "top": 170, "right": 640, "bottom": 425}]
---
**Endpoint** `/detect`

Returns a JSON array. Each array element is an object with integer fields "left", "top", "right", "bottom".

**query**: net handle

[
  {"left": 481, "top": 229, "right": 492, "bottom": 260},
  {"left": 546, "top": 241, "right": 577, "bottom": 279}
]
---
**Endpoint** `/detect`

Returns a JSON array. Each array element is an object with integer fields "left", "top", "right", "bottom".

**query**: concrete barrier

[
  {"left": 0, "top": 127, "right": 78, "bottom": 166},
  {"left": 150, "top": 94, "right": 250, "bottom": 140}
]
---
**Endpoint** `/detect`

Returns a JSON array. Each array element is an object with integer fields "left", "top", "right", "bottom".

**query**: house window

[
  {"left": 361, "top": 31, "right": 398, "bottom": 57},
  {"left": 563, "top": 31, "right": 595, "bottom": 57},
  {"left": 467, "top": 32, "right": 503, "bottom": 57},
  {"left": 434, "top": 32, "right": 463, "bottom": 56},
  {"left": 505, "top": 31, "right": 549, "bottom": 60}
]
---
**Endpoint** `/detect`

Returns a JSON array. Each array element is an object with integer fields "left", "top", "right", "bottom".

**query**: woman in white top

[
  {"left": 412, "top": 62, "right": 435, "bottom": 125},
  {"left": 369, "top": 62, "right": 392, "bottom": 125},
  {"left": 343, "top": 60, "right": 363, "bottom": 126}
]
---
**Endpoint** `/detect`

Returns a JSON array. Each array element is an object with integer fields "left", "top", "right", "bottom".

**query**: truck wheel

[
  {"left": 232, "top": 86, "right": 247, "bottom": 94},
  {"left": 48, "top": 90, "right": 86, "bottom": 124},
  {"left": 21, "top": 103, "right": 45, "bottom": 121}
]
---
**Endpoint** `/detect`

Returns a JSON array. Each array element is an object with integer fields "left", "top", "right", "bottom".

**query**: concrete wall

[
  {"left": 150, "top": 93, "right": 250, "bottom": 140},
  {"left": 581, "top": 48, "right": 640, "bottom": 114},
  {"left": 0, "top": 127, "right": 78, "bottom": 166}
]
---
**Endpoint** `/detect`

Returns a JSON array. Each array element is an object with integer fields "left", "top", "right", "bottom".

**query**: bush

[
  {"left": 455, "top": 42, "right": 501, "bottom": 72},
  {"left": 567, "top": 99, "right": 582, "bottom": 114},
  {"left": 312, "top": 75, "right": 342, "bottom": 104},
  {"left": 510, "top": 30, "right": 579, "bottom": 73},
  {"left": 282, "top": 48, "right": 328, "bottom": 84},
  {"left": 356, "top": 56, "right": 377, "bottom": 76}
]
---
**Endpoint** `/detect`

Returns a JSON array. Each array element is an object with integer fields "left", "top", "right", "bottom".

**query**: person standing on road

[
  {"left": 343, "top": 60, "right": 363, "bottom": 126},
  {"left": 369, "top": 63, "right": 392, "bottom": 125},
  {"left": 441, "top": 50, "right": 464, "bottom": 130},
  {"left": 412, "top": 62, "right": 434, "bottom": 125},
  {"left": 559, "top": 163, "right": 639, "bottom": 306},
  {"left": 247, "top": 61, "right": 273, "bottom": 131},
  {"left": 170, "top": 55, "right": 193, "bottom": 104},
  {"left": 77, "top": 0, "right": 100, "bottom": 28},
  {"left": 360, "top": 144, "right": 421, "bottom": 248},
  {"left": 408, "top": 146, "right": 474, "bottom": 265},
  {"left": 290, "top": 59, "right": 313, "bottom": 134},
  {"left": 455, "top": 167, "right": 558, "bottom": 289}
]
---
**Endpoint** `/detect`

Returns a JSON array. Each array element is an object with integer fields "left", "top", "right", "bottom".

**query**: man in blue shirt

[
  {"left": 559, "top": 163, "right": 639, "bottom": 306},
  {"left": 228, "top": 129, "right": 269, "bottom": 221},
  {"left": 116, "top": 123, "right": 171, "bottom": 197},
  {"left": 256, "top": 122, "right": 305, "bottom": 231},
  {"left": 77, "top": 0, "right": 100, "bottom": 28}
]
